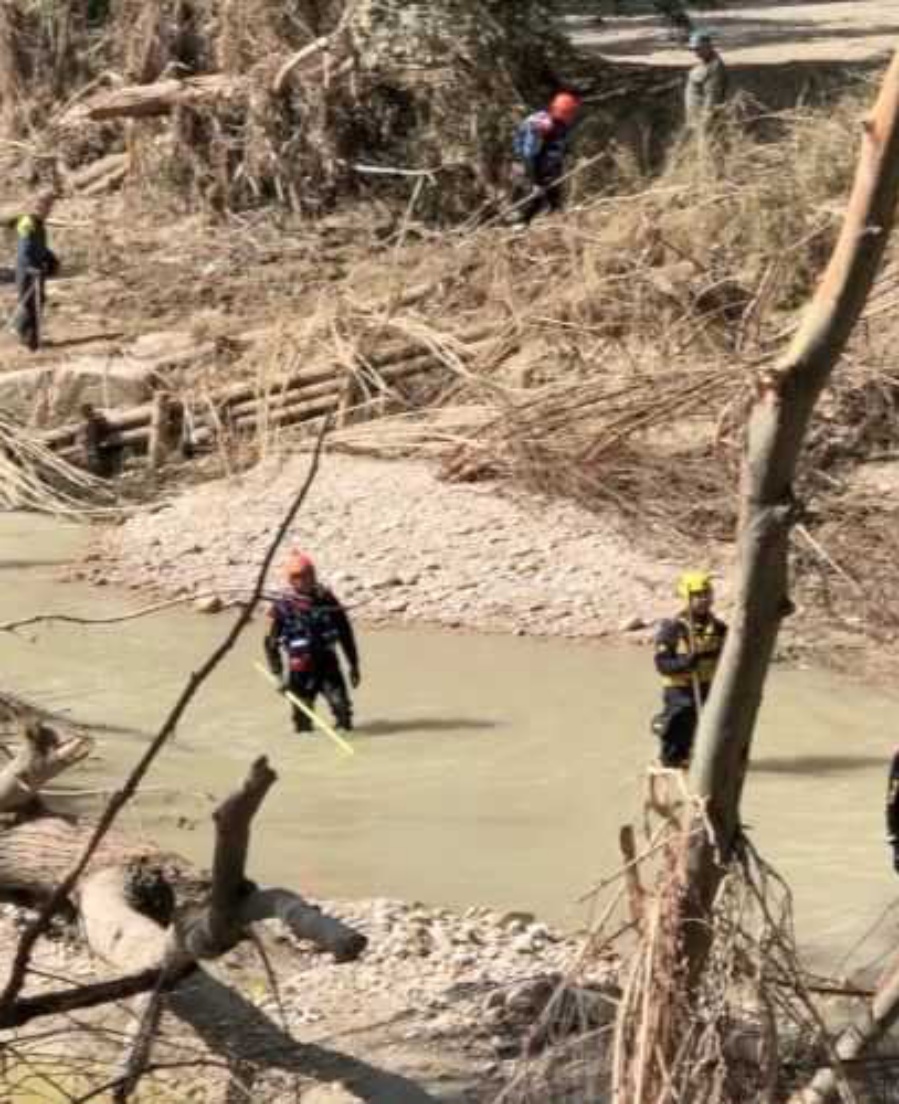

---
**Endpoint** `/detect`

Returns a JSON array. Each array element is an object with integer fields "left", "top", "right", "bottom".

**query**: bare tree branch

[
  {"left": 0, "top": 423, "right": 330, "bottom": 1013},
  {"left": 0, "top": 590, "right": 276, "bottom": 636},
  {"left": 686, "top": 48, "right": 899, "bottom": 944},
  {"left": 0, "top": 721, "right": 93, "bottom": 814},
  {"left": 0, "top": 965, "right": 195, "bottom": 1029}
]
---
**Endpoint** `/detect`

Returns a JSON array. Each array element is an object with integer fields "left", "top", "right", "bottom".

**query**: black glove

[{"left": 350, "top": 666, "right": 361, "bottom": 689}]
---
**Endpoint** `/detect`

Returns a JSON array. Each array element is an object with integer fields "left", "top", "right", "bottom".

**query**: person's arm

[
  {"left": 519, "top": 120, "right": 547, "bottom": 183},
  {"left": 264, "top": 608, "right": 284, "bottom": 677},
  {"left": 654, "top": 619, "right": 696, "bottom": 677},
  {"left": 328, "top": 590, "right": 359, "bottom": 681}
]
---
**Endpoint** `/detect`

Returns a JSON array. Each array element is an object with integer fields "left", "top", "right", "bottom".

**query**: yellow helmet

[{"left": 677, "top": 570, "right": 713, "bottom": 601}]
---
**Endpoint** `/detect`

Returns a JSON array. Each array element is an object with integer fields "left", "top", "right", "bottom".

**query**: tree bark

[
  {"left": 0, "top": 720, "right": 93, "bottom": 815},
  {"left": 789, "top": 951, "right": 899, "bottom": 1103},
  {"left": 59, "top": 74, "right": 246, "bottom": 126},
  {"left": 684, "top": 50, "right": 899, "bottom": 942}
]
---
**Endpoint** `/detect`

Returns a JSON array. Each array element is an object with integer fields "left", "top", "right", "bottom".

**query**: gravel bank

[
  {"left": 88, "top": 454, "right": 702, "bottom": 637},
  {"left": 1, "top": 896, "right": 611, "bottom": 1103}
]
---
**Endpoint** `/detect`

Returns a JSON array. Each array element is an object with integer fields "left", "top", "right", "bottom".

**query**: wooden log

[
  {"left": 223, "top": 349, "right": 439, "bottom": 422},
  {"left": 227, "top": 354, "right": 446, "bottom": 430},
  {"left": 0, "top": 757, "right": 366, "bottom": 1019},
  {"left": 39, "top": 323, "right": 499, "bottom": 457},
  {"left": 0, "top": 721, "right": 93, "bottom": 816},
  {"left": 66, "top": 152, "right": 129, "bottom": 192},
  {"left": 81, "top": 163, "right": 129, "bottom": 197},
  {"left": 60, "top": 74, "right": 245, "bottom": 127}
]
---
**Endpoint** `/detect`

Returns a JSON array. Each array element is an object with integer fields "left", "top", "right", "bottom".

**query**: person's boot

[{"left": 292, "top": 708, "right": 314, "bottom": 735}]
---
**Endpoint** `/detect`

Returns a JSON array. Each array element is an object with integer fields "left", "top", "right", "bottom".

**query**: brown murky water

[{"left": 2, "top": 513, "right": 897, "bottom": 968}]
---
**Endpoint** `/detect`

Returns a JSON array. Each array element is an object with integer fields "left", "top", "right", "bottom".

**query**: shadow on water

[
  {"left": 354, "top": 717, "right": 501, "bottom": 738},
  {"left": 752, "top": 754, "right": 886, "bottom": 776},
  {"left": 0, "top": 558, "right": 73, "bottom": 571}
]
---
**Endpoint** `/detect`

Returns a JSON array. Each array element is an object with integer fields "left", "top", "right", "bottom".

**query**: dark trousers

[
  {"left": 515, "top": 169, "right": 565, "bottom": 226},
  {"left": 14, "top": 272, "right": 44, "bottom": 351},
  {"left": 287, "top": 650, "right": 352, "bottom": 733},
  {"left": 652, "top": 690, "right": 700, "bottom": 768}
]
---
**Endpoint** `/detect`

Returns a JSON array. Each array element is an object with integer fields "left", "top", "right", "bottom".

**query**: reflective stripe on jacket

[{"left": 654, "top": 613, "right": 727, "bottom": 690}]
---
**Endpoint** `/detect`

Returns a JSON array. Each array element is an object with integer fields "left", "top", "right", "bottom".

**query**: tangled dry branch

[{"left": 498, "top": 774, "right": 890, "bottom": 1104}]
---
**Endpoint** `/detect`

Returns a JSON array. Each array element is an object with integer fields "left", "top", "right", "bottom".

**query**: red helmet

[
  {"left": 285, "top": 550, "right": 315, "bottom": 584},
  {"left": 549, "top": 91, "right": 582, "bottom": 125}
]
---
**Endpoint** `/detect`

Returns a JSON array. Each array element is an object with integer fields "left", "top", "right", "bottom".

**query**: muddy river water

[{"left": 2, "top": 513, "right": 897, "bottom": 968}]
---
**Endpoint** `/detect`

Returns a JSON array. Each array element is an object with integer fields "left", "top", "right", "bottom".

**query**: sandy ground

[
  {"left": 86, "top": 453, "right": 714, "bottom": 638},
  {"left": 570, "top": 1, "right": 899, "bottom": 66}
]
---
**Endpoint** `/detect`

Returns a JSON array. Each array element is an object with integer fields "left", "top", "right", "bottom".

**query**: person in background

[
  {"left": 77, "top": 403, "right": 123, "bottom": 478},
  {"left": 684, "top": 30, "right": 729, "bottom": 136},
  {"left": 264, "top": 551, "right": 361, "bottom": 734},
  {"left": 14, "top": 189, "right": 59, "bottom": 351},
  {"left": 512, "top": 91, "right": 583, "bottom": 226},
  {"left": 652, "top": 571, "right": 727, "bottom": 768}
]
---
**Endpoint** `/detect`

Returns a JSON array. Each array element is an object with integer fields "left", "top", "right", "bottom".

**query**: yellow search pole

[{"left": 254, "top": 662, "right": 355, "bottom": 758}]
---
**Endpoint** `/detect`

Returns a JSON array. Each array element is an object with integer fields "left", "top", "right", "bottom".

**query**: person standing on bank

[
  {"left": 14, "top": 189, "right": 59, "bottom": 351},
  {"left": 652, "top": 571, "right": 727, "bottom": 768},
  {"left": 684, "top": 30, "right": 729, "bottom": 136}
]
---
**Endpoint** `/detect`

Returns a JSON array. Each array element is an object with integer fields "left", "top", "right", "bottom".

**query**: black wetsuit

[
  {"left": 265, "top": 585, "right": 359, "bottom": 732},
  {"left": 15, "top": 214, "right": 58, "bottom": 351}
]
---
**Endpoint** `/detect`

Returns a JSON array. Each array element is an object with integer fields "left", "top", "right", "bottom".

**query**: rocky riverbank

[
  {"left": 84, "top": 453, "right": 729, "bottom": 639},
  {"left": 1, "top": 894, "right": 612, "bottom": 1103}
]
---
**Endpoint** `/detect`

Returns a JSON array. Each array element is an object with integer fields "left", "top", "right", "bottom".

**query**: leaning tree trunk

[
  {"left": 609, "top": 50, "right": 899, "bottom": 1104},
  {"left": 684, "top": 47, "right": 899, "bottom": 967}
]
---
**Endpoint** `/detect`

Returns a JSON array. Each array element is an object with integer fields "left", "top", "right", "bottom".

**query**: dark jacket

[
  {"left": 265, "top": 585, "right": 358, "bottom": 676},
  {"left": 16, "top": 214, "right": 58, "bottom": 282},
  {"left": 654, "top": 612, "right": 727, "bottom": 702},
  {"left": 514, "top": 111, "right": 573, "bottom": 183}
]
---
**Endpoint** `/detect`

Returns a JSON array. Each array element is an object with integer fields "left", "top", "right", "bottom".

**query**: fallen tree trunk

[
  {"left": 0, "top": 745, "right": 366, "bottom": 1049},
  {"left": 42, "top": 324, "right": 498, "bottom": 461},
  {"left": 60, "top": 74, "right": 246, "bottom": 126},
  {"left": 788, "top": 952, "right": 899, "bottom": 1104},
  {"left": 66, "top": 152, "right": 130, "bottom": 194}
]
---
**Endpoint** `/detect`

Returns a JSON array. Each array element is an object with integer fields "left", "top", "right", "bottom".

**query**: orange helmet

[
  {"left": 285, "top": 550, "right": 315, "bottom": 584},
  {"left": 549, "top": 91, "right": 582, "bottom": 125}
]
